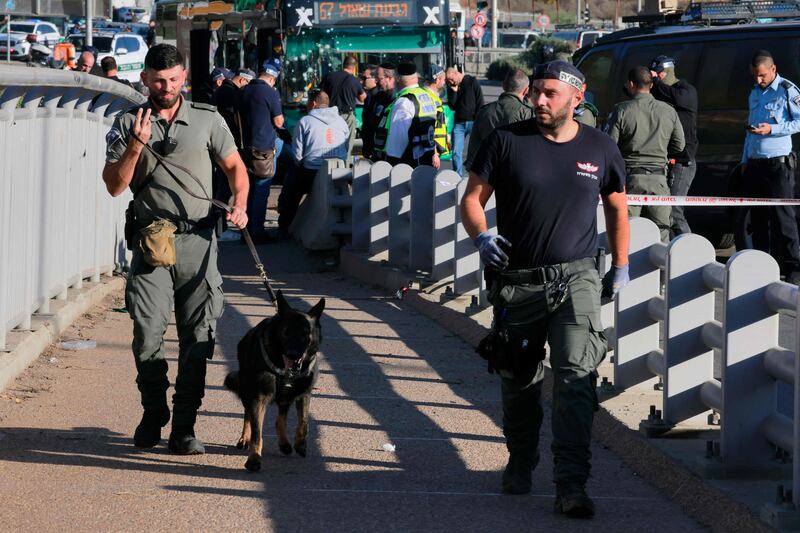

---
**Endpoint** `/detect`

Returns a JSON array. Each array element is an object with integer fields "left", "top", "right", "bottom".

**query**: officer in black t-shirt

[
  {"left": 649, "top": 55, "right": 699, "bottom": 237},
  {"left": 462, "top": 61, "right": 630, "bottom": 518}
]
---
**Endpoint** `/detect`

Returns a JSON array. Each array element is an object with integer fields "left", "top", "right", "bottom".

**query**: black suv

[{"left": 575, "top": 22, "right": 800, "bottom": 247}]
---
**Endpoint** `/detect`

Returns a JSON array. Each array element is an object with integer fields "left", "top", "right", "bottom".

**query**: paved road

[{"left": 0, "top": 240, "right": 703, "bottom": 532}]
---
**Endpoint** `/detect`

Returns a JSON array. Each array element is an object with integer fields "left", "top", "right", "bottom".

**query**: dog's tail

[{"left": 224, "top": 371, "right": 240, "bottom": 392}]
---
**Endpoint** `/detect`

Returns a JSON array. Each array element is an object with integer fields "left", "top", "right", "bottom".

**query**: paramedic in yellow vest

[
  {"left": 424, "top": 64, "right": 451, "bottom": 170},
  {"left": 384, "top": 62, "right": 439, "bottom": 168}
]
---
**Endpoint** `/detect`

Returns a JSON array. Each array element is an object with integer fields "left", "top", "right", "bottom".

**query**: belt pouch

[{"left": 139, "top": 219, "right": 177, "bottom": 267}]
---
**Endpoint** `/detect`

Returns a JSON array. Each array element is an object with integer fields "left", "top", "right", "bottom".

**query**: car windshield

[
  {"left": 551, "top": 31, "right": 579, "bottom": 43},
  {"left": 67, "top": 36, "right": 113, "bottom": 53},
  {"left": 10, "top": 23, "right": 35, "bottom": 33},
  {"left": 499, "top": 34, "right": 526, "bottom": 48}
]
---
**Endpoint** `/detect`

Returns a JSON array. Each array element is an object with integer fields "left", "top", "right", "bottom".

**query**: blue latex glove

[
  {"left": 474, "top": 231, "right": 511, "bottom": 269},
  {"left": 602, "top": 264, "right": 630, "bottom": 299}
]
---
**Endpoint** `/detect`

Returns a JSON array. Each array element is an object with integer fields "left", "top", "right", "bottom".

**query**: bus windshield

[{"left": 283, "top": 26, "right": 447, "bottom": 104}]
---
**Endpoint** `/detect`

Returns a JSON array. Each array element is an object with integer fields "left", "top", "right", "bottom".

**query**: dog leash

[{"left": 130, "top": 132, "right": 277, "bottom": 304}]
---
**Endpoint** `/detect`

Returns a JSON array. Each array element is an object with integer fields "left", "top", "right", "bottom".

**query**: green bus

[{"left": 154, "top": 0, "right": 454, "bottom": 143}]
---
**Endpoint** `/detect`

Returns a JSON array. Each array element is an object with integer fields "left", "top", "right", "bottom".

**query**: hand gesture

[
  {"left": 432, "top": 152, "right": 441, "bottom": 170},
  {"left": 133, "top": 107, "right": 152, "bottom": 146}
]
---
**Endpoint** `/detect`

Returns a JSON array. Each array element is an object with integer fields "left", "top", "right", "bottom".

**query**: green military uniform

[
  {"left": 487, "top": 265, "right": 607, "bottom": 492},
  {"left": 106, "top": 98, "right": 237, "bottom": 428},
  {"left": 605, "top": 92, "right": 685, "bottom": 241},
  {"left": 574, "top": 101, "right": 598, "bottom": 128},
  {"left": 465, "top": 92, "right": 533, "bottom": 171}
]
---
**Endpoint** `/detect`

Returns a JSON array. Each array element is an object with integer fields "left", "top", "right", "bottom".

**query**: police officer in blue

[{"left": 741, "top": 50, "right": 800, "bottom": 283}]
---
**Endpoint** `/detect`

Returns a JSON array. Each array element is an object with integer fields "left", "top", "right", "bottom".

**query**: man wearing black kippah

[
  {"left": 362, "top": 63, "right": 396, "bottom": 160},
  {"left": 461, "top": 60, "right": 630, "bottom": 518},
  {"left": 373, "top": 62, "right": 438, "bottom": 167}
]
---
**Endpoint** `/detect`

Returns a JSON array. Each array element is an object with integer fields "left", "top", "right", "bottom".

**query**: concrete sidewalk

[{"left": 0, "top": 240, "right": 704, "bottom": 532}]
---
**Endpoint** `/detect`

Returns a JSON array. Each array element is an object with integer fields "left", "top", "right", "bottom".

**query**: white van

[{"left": 67, "top": 31, "right": 148, "bottom": 83}]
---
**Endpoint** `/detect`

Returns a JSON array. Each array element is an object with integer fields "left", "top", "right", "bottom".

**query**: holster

[
  {"left": 124, "top": 200, "right": 136, "bottom": 251},
  {"left": 477, "top": 320, "right": 545, "bottom": 385}
]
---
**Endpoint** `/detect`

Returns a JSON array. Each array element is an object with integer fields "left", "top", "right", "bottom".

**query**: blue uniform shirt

[
  {"left": 240, "top": 79, "right": 283, "bottom": 151},
  {"left": 742, "top": 74, "right": 800, "bottom": 163}
]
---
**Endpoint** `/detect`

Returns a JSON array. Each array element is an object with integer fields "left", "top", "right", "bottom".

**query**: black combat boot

[
  {"left": 168, "top": 425, "right": 205, "bottom": 455},
  {"left": 502, "top": 452, "right": 538, "bottom": 494},
  {"left": 554, "top": 484, "right": 595, "bottom": 518},
  {"left": 133, "top": 407, "right": 170, "bottom": 448}
]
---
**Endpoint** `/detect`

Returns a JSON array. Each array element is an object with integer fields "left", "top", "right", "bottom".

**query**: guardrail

[
  {"left": 0, "top": 65, "right": 145, "bottom": 351},
  {"left": 463, "top": 46, "right": 528, "bottom": 78},
  {"left": 295, "top": 159, "right": 800, "bottom": 526}
]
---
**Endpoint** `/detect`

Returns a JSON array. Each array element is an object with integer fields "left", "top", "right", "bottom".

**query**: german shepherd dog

[{"left": 224, "top": 291, "right": 325, "bottom": 471}]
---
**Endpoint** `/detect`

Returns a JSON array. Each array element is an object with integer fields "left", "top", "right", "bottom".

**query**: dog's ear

[
  {"left": 308, "top": 298, "right": 325, "bottom": 321},
  {"left": 276, "top": 290, "right": 291, "bottom": 316}
]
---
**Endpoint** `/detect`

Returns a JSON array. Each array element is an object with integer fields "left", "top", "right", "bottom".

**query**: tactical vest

[
  {"left": 426, "top": 88, "right": 451, "bottom": 156},
  {"left": 373, "top": 86, "right": 438, "bottom": 161}
]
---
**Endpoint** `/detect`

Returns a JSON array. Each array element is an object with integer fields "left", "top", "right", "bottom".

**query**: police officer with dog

[
  {"left": 462, "top": 60, "right": 630, "bottom": 518},
  {"left": 102, "top": 44, "right": 249, "bottom": 455},
  {"left": 374, "top": 62, "right": 438, "bottom": 167}
]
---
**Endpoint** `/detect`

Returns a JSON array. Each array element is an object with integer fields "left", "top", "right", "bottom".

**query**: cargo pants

[
  {"left": 125, "top": 228, "right": 224, "bottom": 427},
  {"left": 627, "top": 171, "right": 671, "bottom": 242},
  {"left": 489, "top": 267, "right": 607, "bottom": 489}
]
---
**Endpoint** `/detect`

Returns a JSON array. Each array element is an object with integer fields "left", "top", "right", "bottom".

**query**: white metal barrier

[{"left": 0, "top": 66, "right": 145, "bottom": 351}]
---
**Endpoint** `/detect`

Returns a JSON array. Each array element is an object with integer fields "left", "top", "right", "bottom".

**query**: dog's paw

[
  {"left": 279, "top": 442, "right": 293, "bottom": 455},
  {"left": 245, "top": 455, "right": 262, "bottom": 472},
  {"left": 235, "top": 439, "right": 248, "bottom": 450},
  {"left": 294, "top": 442, "right": 307, "bottom": 457}
]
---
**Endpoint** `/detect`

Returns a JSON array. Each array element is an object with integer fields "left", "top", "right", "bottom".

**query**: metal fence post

[
  {"left": 368, "top": 161, "right": 392, "bottom": 256},
  {"left": 350, "top": 159, "right": 373, "bottom": 252},
  {"left": 409, "top": 165, "right": 437, "bottom": 272},
  {"left": 454, "top": 183, "right": 495, "bottom": 296},
  {"left": 432, "top": 171, "right": 461, "bottom": 282},
  {"left": 721, "top": 249, "right": 781, "bottom": 464},
  {"left": 388, "top": 164, "right": 413, "bottom": 267},
  {"left": 662, "top": 233, "right": 717, "bottom": 425},
  {"left": 613, "top": 217, "right": 661, "bottom": 390}
]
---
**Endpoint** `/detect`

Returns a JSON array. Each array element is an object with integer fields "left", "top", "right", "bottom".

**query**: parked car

[
  {"left": 0, "top": 34, "right": 31, "bottom": 60},
  {"left": 67, "top": 31, "right": 148, "bottom": 83},
  {"left": 130, "top": 7, "right": 150, "bottom": 23},
  {"left": 575, "top": 21, "right": 800, "bottom": 248},
  {"left": 0, "top": 19, "right": 61, "bottom": 51},
  {"left": 550, "top": 28, "right": 610, "bottom": 49},
  {"left": 497, "top": 30, "right": 540, "bottom": 49}
]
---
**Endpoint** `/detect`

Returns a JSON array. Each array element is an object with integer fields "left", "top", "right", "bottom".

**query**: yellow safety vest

[
  {"left": 426, "top": 87, "right": 451, "bottom": 157},
  {"left": 374, "top": 86, "right": 439, "bottom": 159}
]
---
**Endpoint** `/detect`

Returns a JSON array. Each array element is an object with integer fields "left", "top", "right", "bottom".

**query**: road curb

[
  {"left": 0, "top": 275, "right": 125, "bottom": 394},
  {"left": 339, "top": 248, "right": 770, "bottom": 533}
]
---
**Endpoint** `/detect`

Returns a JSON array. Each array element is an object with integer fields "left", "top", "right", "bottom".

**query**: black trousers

[
  {"left": 277, "top": 165, "right": 318, "bottom": 231},
  {"left": 739, "top": 157, "right": 800, "bottom": 275}
]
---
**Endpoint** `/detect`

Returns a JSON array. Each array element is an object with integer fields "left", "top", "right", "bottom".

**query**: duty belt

[
  {"left": 136, "top": 214, "right": 217, "bottom": 235},
  {"left": 487, "top": 257, "right": 597, "bottom": 287},
  {"left": 749, "top": 155, "right": 793, "bottom": 165},
  {"left": 627, "top": 166, "right": 666, "bottom": 175}
]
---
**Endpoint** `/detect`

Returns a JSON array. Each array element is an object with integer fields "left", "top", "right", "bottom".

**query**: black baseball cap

[
  {"left": 532, "top": 60, "right": 585, "bottom": 90},
  {"left": 650, "top": 55, "right": 675, "bottom": 73}
]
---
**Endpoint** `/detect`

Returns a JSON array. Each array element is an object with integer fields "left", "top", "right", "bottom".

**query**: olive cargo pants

[
  {"left": 489, "top": 267, "right": 607, "bottom": 488},
  {"left": 125, "top": 229, "right": 224, "bottom": 427},
  {"left": 627, "top": 172, "right": 671, "bottom": 242}
]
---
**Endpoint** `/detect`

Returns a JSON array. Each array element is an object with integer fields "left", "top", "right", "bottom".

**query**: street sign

[
  {"left": 537, "top": 14, "right": 550, "bottom": 28},
  {"left": 473, "top": 12, "right": 487, "bottom": 26},
  {"left": 470, "top": 24, "right": 485, "bottom": 40}
]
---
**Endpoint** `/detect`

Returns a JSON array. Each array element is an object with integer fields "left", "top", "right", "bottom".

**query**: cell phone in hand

[{"left": 745, "top": 124, "right": 757, "bottom": 131}]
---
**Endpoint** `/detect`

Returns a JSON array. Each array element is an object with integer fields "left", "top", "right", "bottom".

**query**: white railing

[
  {"left": 0, "top": 65, "right": 145, "bottom": 350},
  {"left": 296, "top": 160, "right": 800, "bottom": 521}
]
